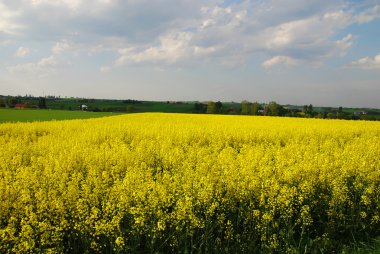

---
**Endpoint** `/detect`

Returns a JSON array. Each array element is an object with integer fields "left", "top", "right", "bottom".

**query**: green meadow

[{"left": 0, "top": 108, "right": 118, "bottom": 123}]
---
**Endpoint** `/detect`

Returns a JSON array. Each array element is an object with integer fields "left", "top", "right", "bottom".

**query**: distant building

[
  {"left": 81, "top": 105, "right": 88, "bottom": 111},
  {"left": 354, "top": 111, "right": 368, "bottom": 115},
  {"left": 15, "top": 104, "right": 28, "bottom": 109}
]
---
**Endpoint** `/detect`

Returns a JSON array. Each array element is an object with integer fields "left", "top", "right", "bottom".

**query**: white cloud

[
  {"left": 349, "top": 53, "right": 380, "bottom": 70},
  {"left": 0, "top": 2, "right": 23, "bottom": 34},
  {"left": 334, "top": 34, "right": 354, "bottom": 56},
  {"left": 52, "top": 40, "right": 71, "bottom": 54},
  {"left": 14, "top": 47, "right": 30, "bottom": 57},
  {"left": 0, "top": 40, "right": 11, "bottom": 47},
  {"left": 51, "top": 38, "right": 115, "bottom": 56},
  {"left": 114, "top": 31, "right": 220, "bottom": 66},
  {"left": 193, "top": 45, "right": 217, "bottom": 56},
  {"left": 264, "top": 10, "right": 351, "bottom": 50},
  {"left": 2, "top": 1, "right": 380, "bottom": 70},
  {"left": 262, "top": 56, "right": 299, "bottom": 68},
  {"left": 29, "top": 0, "right": 116, "bottom": 12},
  {"left": 115, "top": 32, "right": 192, "bottom": 65},
  {"left": 31, "top": 0, "right": 81, "bottom": 9},
  {"left": 38, "top": 55, "right": 60, "bottom": 68},
  {"left": 355, "top": 4, "right": 380, "bottom": 24},
  {"left": 109, "top": 1, "right": 375, "bottom": 68},
  {"left": 120, "top": 6, "right": 343, "bottom": 67},
  {"left": 8, "top": 55, "right": 61, "bottom": 73},
  {"left": 8, "top": 38, "right": 75, "bottom": 76},
  {"left": 99, "top": 66, "right": 111, "bottom": 73}
]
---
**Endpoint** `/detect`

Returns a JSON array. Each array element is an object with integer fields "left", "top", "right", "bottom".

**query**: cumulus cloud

[
  {"left": 114, "top": 32, "right": 220, "bottom": 66},
  {"left": 115, "top": 32, "right": 192, "bottom": 66},
  {"left": 0, "top": 40, "right": 11, "bottom": 47},
  {"left": 8, "top": 55, "right": 61, "bottom": 76},
  {"left": 0, "top": 2, "right": 23, "bottom": 34},
  {"left": 29, "top": 0, "right": 117, "bottom": 13},
  {"left": 108, "top": 1, "right": 378, "bottom": 68},
  {"left": 52, "top": 40, "right": 71, "bottom": 54},
  {"left": 349, "top": 53, "right": 380, "bottom": 70},
  {"left": 262, "top": 56, "right": 299, "bottom": 68},
  {"left": 263, "top": 10, "right": 351, "bottom": 51},
  {"left": 333, "top": 34, "right": 354, "bottom": 57},
  {"left": 355, "top": 4, "right": 380, "bottom": 24},
  {"left": 8, "top": 41, "right": 71, "bottom": 76},
  {"left": 99, "top": 66, "right": 111, "bottom": 73},
  {"left": 14, "top": 47, "right": 30, "bottom": 57},
  {"left": 2, "top": 0, "right": 380, "bottom": 70}
]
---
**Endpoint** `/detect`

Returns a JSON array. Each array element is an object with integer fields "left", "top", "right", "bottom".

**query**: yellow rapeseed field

[{"left": 0, "top": 113, "right": 379, "bottom": 253}]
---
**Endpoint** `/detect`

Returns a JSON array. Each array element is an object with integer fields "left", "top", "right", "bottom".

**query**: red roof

[{"left": 15, "top": 104, "right": 28, "bottom": 108}]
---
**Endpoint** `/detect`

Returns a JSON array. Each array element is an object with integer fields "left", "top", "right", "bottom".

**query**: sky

[{"left": 1, "top": 0, "right": 380, "bottom": 108}]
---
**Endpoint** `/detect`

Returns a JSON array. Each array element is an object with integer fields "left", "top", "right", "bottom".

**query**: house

[
  {"left": 15, "top": 104, "right": 28, "bottom": 109},
  {"left": 81, "top": 105, "right": 88, "bottom": 111},
  {"left": 353, "top": 111, "right": 368, "bottom": 116}
]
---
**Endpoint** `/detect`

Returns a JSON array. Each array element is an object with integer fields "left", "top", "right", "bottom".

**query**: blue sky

[{"left": 1, "top": 0, "right": 380, "bottom": 107}]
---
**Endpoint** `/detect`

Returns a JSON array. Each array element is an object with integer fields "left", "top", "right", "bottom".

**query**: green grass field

[{"left": 0, "top": 108, "right": 119, "bottom": 123}]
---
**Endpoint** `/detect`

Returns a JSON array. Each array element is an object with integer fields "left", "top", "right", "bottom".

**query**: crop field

[
  {"left": 0, "top": 113, "right": 379, "bottom": 253},
  {"left": 0, "top": 108, "right": 118, "bottom": 123}
]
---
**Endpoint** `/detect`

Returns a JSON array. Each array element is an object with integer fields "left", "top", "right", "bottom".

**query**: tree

[
  {"left": 0, "top": 97, "right": 6, "bottom": 107},
  {"left": 266, "top": 101, "right": 285, "bottom": 116},
  {"left": 193, "top": 103, "right": 207, "bottom": 113},
  {"left": 215, "top": 101, "right": 223, "bottom": 113},
  {"left": 308, "top": 104, "right": 313, "bottom": 115},
  {"left": 302, "top": 104, "right": 314, "bottom": 117},
  {"left": 38, "top": 97, "right": 47, "bottom": 109},
  {"left": 7, "top": 97, "right": 19, "bottom": 107},
  {"left": 315, "top": 112, "right": 325, "bottom": 119},
  {"left": 268, "top": 102, "right": 279, "bottom": 116},
  {"left": 241, "top": 100, "right": 250, "bottom": 115},
  {"left": 263, "top": 105, "right": 270, "bottom": 116},
  {"left": 206, "top": 101, "right": 216, "bottom": 114},
  {"left": 303, "top": 105, "right": 308, "bottom": 113},
  {"left": 251, "top": 102, "right": 260, "bottom": 115},
  {"left": 327, "top": 113, "right": 336, "bottom": 119}
]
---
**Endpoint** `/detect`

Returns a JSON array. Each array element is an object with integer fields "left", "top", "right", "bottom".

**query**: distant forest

[{"left": 1, "top": 94, "right": 379, "bottom": 121}]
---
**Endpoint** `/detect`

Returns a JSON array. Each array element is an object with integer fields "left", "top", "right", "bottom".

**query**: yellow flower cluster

[{"left": 0, "top": 113, "right": 379, "bottom": 253}]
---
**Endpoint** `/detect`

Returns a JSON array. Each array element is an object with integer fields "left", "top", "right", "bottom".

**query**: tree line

[
  {"left": 0, "top": 96, "right": 47, "bottom": 109},
  {"left": 1, "top": 95, "right": 379, "bottom": 121},
  {"left": 194, "top": 101, "right": 289, "bottom": 116},
  {"left": 193, "top": 101, "right": 380, "bottom": 121}
]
